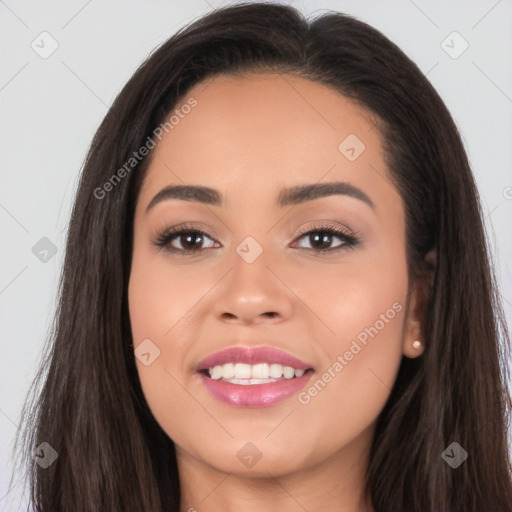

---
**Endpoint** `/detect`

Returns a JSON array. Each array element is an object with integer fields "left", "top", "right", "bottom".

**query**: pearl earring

[{"left": 412, "top": 340, "right": 422, "bottom": 349}]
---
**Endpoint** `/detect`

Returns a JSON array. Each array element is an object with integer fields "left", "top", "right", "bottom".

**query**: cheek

[
  {"left": 128, "top": 253, "right": 211, "bottom": 346},
  {"left": 128, "top": 251, "right": 225, "bottom": 441},
  {"left": 292, "top": 252, "right": 408, "bottom": 442}
]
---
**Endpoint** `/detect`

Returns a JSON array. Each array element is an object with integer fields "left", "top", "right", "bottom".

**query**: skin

[{"left": 128, "top": 72, "right": 429, "bottom": 512}]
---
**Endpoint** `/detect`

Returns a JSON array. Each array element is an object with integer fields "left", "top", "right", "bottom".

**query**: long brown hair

[{"left": 12, "top": 3, "right": 512, "bottom": 510}]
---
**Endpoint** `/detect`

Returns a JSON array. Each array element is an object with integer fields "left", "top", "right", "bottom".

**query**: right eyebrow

[{"left": 146, "top": 185, "right": 222, "bottom": 213}]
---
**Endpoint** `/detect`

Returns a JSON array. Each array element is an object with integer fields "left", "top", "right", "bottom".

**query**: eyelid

[
  {"left": 294, "top": 221, "right": 355, "bottom": 238},
  {"left": 152, "top": 221, "right": 220, "bottom": 242}
]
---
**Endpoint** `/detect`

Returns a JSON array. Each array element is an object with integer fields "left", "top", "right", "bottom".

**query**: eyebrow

[{"left": 145, "top": 181, "right": 375, "bottom": 213}]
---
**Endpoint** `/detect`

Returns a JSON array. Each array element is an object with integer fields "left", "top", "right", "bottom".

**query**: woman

[{"left": 13, "top": 2, "right": 512, "bottom": 511}]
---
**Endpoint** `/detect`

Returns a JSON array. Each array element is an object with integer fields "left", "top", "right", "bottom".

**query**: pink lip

[
  {"left": 196, "top": 346, "right": 314, "bottom": 371},
  {"left": 198, "top": 371, "right": 315, "bottom": 407},
  {"left": 196, "top": 346, "right": 315, "bottom": 407}
]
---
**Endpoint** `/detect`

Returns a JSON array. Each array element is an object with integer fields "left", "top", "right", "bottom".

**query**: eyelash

[{"left": 152, "top": 222, "right": 360, "bottom": 256}]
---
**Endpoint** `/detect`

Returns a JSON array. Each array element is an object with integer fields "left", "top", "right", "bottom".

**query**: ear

[{"left": 403, "top": 248, "right": 436, "bottom": 359}]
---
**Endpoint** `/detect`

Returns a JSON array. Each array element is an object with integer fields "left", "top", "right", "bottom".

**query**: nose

[{"left": 212, "top": 251, "right": 294, "bottom": 326}]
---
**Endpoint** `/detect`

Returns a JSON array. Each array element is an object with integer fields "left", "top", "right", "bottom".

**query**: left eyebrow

[
  {"left": 276, "top": 181, "right": 375, "bottom": 210},
  {"left": 145, "top": 181, "right": 375, "bottom": 213}
]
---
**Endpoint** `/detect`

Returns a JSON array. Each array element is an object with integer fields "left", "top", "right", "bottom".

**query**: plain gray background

[{"left": 1, "top": 0, "right": 511, "bottom": 509}]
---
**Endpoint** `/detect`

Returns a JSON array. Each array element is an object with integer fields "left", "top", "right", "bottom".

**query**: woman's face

[{"left": 128, "top": 72, "right": 424, "bottom": 480}]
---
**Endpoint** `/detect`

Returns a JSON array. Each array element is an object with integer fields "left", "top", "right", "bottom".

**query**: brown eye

[
  {"left": 292, "top": 224, "right": 360, "bottom": 253},
  {"left": 154, "top": 227, "right": 218, "bottom": 255}
]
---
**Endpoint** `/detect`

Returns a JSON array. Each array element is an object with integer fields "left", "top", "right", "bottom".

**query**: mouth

[{"left": 196, "top": 346, "right": 315, "bottom": 407}]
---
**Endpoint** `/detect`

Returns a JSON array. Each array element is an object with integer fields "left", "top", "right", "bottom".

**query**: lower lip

[{"left": 198, "top": 371, "right": 314, "bottom": 407}]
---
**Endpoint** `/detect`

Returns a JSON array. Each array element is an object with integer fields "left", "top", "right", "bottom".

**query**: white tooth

[
  {"left": 210, "top": 365, "right": 223, "bottom": 380},
  {"left": 283, "top": 366, "right": 295, "bottom": 379},
  {"left": 227, "top": 378, "right": 280, "bottom": 385},
  {"left": 223, "top": 363, "right": 235, "bottom": 379},
  {"left": 269, "top": 363, "right": 284, "bottom": 378},
  {"left": 251, "top": 363, "right": 270, "bottom": 379},
  {"left": 209, "top": 362, "right": 305, "bottom": 381},
  {"left": 234, "top": 363, "right": 252, "bottom": 379}
]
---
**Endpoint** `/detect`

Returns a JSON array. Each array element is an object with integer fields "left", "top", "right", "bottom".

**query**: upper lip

[{"left": 196, "top": 346, "right": 314, "bottom": 371}]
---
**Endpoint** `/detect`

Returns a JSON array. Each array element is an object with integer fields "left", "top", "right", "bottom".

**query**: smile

[{"left": 196, "top": 346, "right": 315, "bottom": 407}]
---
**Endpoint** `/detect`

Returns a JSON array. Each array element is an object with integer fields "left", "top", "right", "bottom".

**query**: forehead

[{"left": 138, "top": 72, "right": 395, "bottom": 211}]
